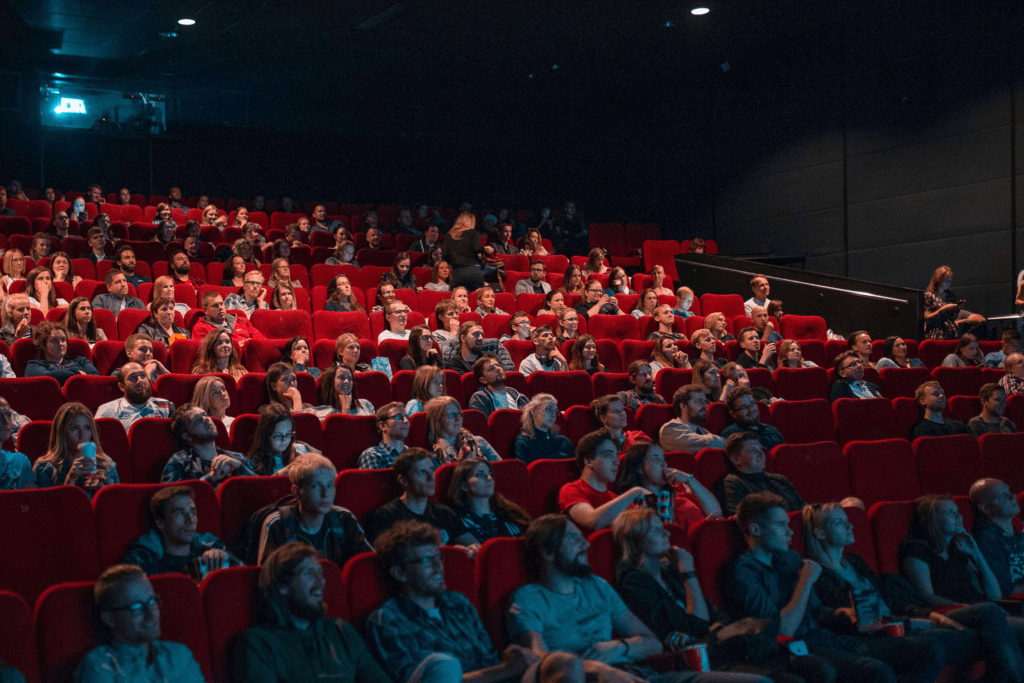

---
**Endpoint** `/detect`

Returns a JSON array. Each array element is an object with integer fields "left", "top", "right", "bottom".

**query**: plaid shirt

[
  {"left": 358, "top": 441, "right": 404, "bottom": 469},
  {"left": 365, "top": 592, "right": 499, "bottom": 683},
  {"left": 617, "top": 389, "right": 665, "bottom": 413},
  {"left": 161, "top": 447, "right": 254, "bottom": 485},
  {"left": 1000, "top": 373, "right": 1024, "bottom": 397}
]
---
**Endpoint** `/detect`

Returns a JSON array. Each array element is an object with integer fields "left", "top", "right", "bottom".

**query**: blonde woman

[
  {"left": 33, "top": 402, "right": 118, "bottom": 491},
  {"left": 152, "top": 275, "right": 190, "bottom": 317},
  {"left": 522, "top": 227, "right": 549, "bottom": 257},
  {"left": 441, "top": 211, "right": 485, "bottom": 290},
  {"left": 512, "top": 393, "right": 573, "bottom": 463},
  {"left": 704, "top": 312, "right": 735, "bottom": 342},
  {"left": 192, "top": 375, "right": 234, "bottom": 430},
  {"left": 0, "top": 250, "right": 26, "bottom": 293}
]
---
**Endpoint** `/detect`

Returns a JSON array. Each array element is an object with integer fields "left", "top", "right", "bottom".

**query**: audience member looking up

[
  {"left": 616, "top": 440, "right": 722, "bottom": 529},
  {"left": 659, "top": 385, "right": 725, "bottom": 453},
  {"left": 519, "top": 325, "right": 568, "bottom": 376},
  {"left": 33, "top": 401, "right": 118, "bottom": 490},
  {"left": 911, "top": 381, "right": 970, "bottom": 438},
  {"left": 970, "top": 478, "right": 1024, "bottom": 598},
  {"left": 192, "top": 291, "right": 265, "bottom": 345},
  {"left": 95, "top": 362, "right": 174, "bottom": 430},
  {"left": 92, "top": 269, "right": 146, "bottom": 316},
  {"left": 968, "top": 383, "right": 1016, "bottom": 436},
  {"left": 446, "top": 458, "right": 533, "bottom": 542},
  {"left": 162, "top": 403, "right": 254, "bottom": 485},
  {"left": 468, "top": 354, "right": 528, "bottom": 416},
  {"left": 744, "top": 274, "right": 770, "bottom": 317},
  {"left": 723, "top": 431, "right": 803, "bottom": 515},
  {"left": 617, "top": 360, "right": 666, "bottom": 413},
  {"left": 357, "top": 402, "right": 410, "bottom": 469},
  {"left": 719, "top": 386, "right": 784, "bottom": 450}
]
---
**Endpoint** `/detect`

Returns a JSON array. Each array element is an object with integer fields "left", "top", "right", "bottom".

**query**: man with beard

[
  {"left": 829, "top": 351, "right": 882, "bottom": 402},
  {"left": 192, "top": 291, "right": 265, "bottom": 346},
  {"left": 232, "top": 541, "right": 391, "bottom": 683},
  {"left": 617, "top": 361, "right": 665, "bottom": 413},
  {"left": 358, "top": 403, "right": 411, "bottom": 470},
  {"left": 518, "top": 326, "right": 568, "bottom": 377},
  {"left": 514, "top": 260, "right": 551, "bottom": 296},
  {"left": 490, "top": 222, "right": 520, "bottom": 255},
  {"left": 168, "top": 250, "right": 206, "bottom": 290},
  {"left": 735, "top": 327, "right": 775, "bottom": 372},
  {"left": 114, "top": 244, "right": 151, "bottom": 288},
  {"left": 444, "top": 322, "right": 486, "bottom": 374},
  {"left": 75, "top": 565, "right": 206, "bottom": 680},
  {"left": 367, "top": 520, "right": 569, "bottom": 683},
  {"left": 509, "top": 514, "right": 760, "bottom": 683},
  {"left": 162, "top": 403, "right": 254, "bottom": 485},
  {"left": 95, "top": 362, "right": 174, "bottom": 430},
  {"left": 310, "top": 204, "right": 342, "bottom": 234},
  {"left": 48, "top": 209, "right": 70, "bottom": 238},
  {"left": 167, "top": 186, "right": 184, "bottom": 210},
  {"left": 91, "top": 269, "right": 146, "bottom": 316},
  {"left": 122, "top": 485, "right": 239, "bottom": 577},
  {"left": 366, "top": 226, "right": 384, "bottom": 251},
  {"left": 468, "top": 354, "right": 528, "bottom": 417},
  {"left": 108, "top": 333, "right": 170, "bottom": 383},
  {"left": 719, "top": 387, "right": 784, "bottom": 451},
  {"left": 659, "top": 385, "right": 725, "bottom": 453}
]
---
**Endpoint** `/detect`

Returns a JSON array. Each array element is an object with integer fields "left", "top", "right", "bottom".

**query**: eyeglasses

[
  {"left": 385, "top": 413, "right": 409, "bottom": 422},
  {"left": 270, "top": 431, "right": 296, "bottom": 441},
  {"left": 244, "top": 280, "right": 263, "bottom": 286},
  {"left": 106, "top": 594, "right": 162, "bottom": 614}
]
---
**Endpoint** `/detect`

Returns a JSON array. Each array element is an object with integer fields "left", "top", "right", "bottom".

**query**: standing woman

[
  {"left": 33, "top": 402, "right": 118, "bottom": 491},
  {"left": 446, "top": 458, "right": 532, "bottom": 542},
  {"left": 314, "top": 364, "right": 375, "bottom": 418},
  {"left": 924, "top": 266, "right": 986, "bottom": 340},
  {"left": 442, "top": 211, "right": 485, "bottom": 291},
  {"left": 62, "top": 297, "right": 107, "bottom": 345},
  {"left": 615, "top": 441, "right": 721, "bottom": 530}
]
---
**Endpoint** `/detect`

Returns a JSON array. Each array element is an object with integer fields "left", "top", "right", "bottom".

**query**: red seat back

[
  {"left": 619, "top": 340, "right": 657, "bottom": 369},
  {"left": 918, "top": 340, "right": 958, "bottom": 369},
  {"left": 636, "top": 403, "right": 674, "bottom": 441},
  {"left": 0, "top": 376, "right": 66, "bottom": 420},
  {"left": 63, "top": 374, "right": 123, "bottom": 413},
  {"left": 771, "top": 442, "right": 850, "bottom": 504},
  {"left": 913, "top": 435, "right": 983, "bottom": 496},
  {"left": 0, "top": 591, "right": 36, "bottom": 683},
  {"left": 772, "top": 367, "right": 829, "bottom": 401},
  {"left": 688, "top": 518, "right": 745, "bottom": 606},
  {"left": 335, "top": 469, "right": 404, "bottom": 524},
  {"left": 249, "top": 309, "right": 314, "bottom": 340},
  {"left": 312, "top": 310, "right": 372, "bottom": 340},
  {"left": 528, "top": 458, "right": 580, "bottom": 516},
  {"left": 769, "top": 399, "right": 836, "bottom": 444},
  {"left": 845, "top": 439, "right": 920, "bottom": 508},
  {"left": 979, "top": 432, "right": 1024, "bottom": 493},
  {"left": 699, "top": 293, "right": 745, "bottom": 319},
  {"left": 587, "top": 315, "right": 640, "bottom": 342},
  {"left": 526, "top": 371, "right": 595, "bottom": 411},
  {"left": 832, "top": 397, "right": 897, "bottom": 445},
  {"left": 322, "top": 414, "right": 380, "bottom": 471},
  {"left": 779, "top": 315, "right": 828, "bottom": 342},
  {"left": 476, "top": 537, "right": 532, "bottom": 648},
  {"left": 217, "top": 475, "right": 294, "bottom": 550},
  {"left": 868, "top": 500, "right": 914, "bottom": 574},
  {"left": 930, "top": 366, "right": 985, "bottom": 398}
]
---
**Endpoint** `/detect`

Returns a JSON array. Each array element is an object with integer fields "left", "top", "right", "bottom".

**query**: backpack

[{"left": 236, "top": 494, "right": 297, "bottom": 565}]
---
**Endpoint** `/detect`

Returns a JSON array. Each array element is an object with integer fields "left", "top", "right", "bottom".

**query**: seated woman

[
  {"left": 721, "top": 361, "right": 777, "bottom": 403},
  {"left": 582, "top": 248, "right": 608, "bottom": 276},
  {"left": 568, "top": 334, "right": 604, "bottom": 375},
  {"left": 690, "top": 329, "right": 724, "bottom": 368},
  {"left": 232, "top": 206, "right": 250, "bottom": 229},
  {"left": 691, "top": 359, "right": 725, "bottom": 404},
  {"left": 451, "top": 286, "right": 471, "bottom": 314},
  {"left": 62, "top": 297, "right": 107, "bottom": 345},
  {"left": 805, "top": 502, "right": 1024, "bottom": 680},
  {"left": 377, "top": 302, "right": 411, "bottom": 344},
  {"left": 474, "top": 285, "right": 507, "bottom": 316},
  {"left": 424, "top": 260, "right": 452, "bottom": 292},
  {"left": 616, "top": 441, "right": 721, "bottom": 530},
  {"left": 33, "top": 402, "right": 118, "bottom": 491},
  {"left": 605, "top": 267, "right": 634, "bottom": 296},
  {"left": 136, "top": 296, "right": 189, "bottom": 347},
  {"left": 400, "top": 326, "right": 443, "bottom": 371},
  {"left": 324, "top": 274, "right": 364, "bottom": 313},
  {"left": 632, "top": 288, "right": 659, "bottom": 320},
  {"left": 334, "top": 333, "right": 371, "bottom": 373},
  {"left": 537, "top": 290, "right": 566, "bottom": 317},
  {"left": 875, "top": 336, "right": 926, "bottom": 369},
  {"left": 200, "top": 204, "right": 227, "bottom": 228},
  {"left": 191, "top": 329, "right": 247, "bottom": 381},
  {"left": 650, "top": 265, "right": 673, "bottom": 297},
  {"left": 446, "top": 458, "right": 532, "bottom": 542},
  {"left": 221, "top": 255, "right": 247, "bottom": 287},
  {"left": 151, "top": 276, "right": 190, "bottom": 318},
  {"left": 592, "top": 394, "right": 648, "bottom": 455},
  {"left": 269, "top": 239, "right": 291, "bottom": 264},
  {"left": 192, "top": 375, "right": 235, "bottom": 430},
  {"left": 151, "top": 203, "right": 177, "bottom": 228},
  {"left": 776, "top": 339, "right": 818, "bottom": 368},
  {"left": 405, "top": 365, "right": 446, "bottom": 416},
  {"left": 50, "top": 251, "right": 83, "bottom": 289},
  {"left": 942, "top": 333, "right": 984, "bottom": 367},
  {"left": 0, "top": 250, "right": 25, "bottom": 293},
  {"left": 282, "top": 335, "right": 320, "bottom": 380},
  {"left": 512, "top": 393, "right": 573, "bottom": 464},
  {"left": 767, "top": 299, "right": 785, "bottom": 320},
  {"left": 268, "top": 258, "right": 301, "bottom": 290},
  {"left": 26, "top": 267, "right": 67, "bottom": 315},
  {"left": 247, "top": 403, "right": 322, "bottom": 476},
  {"left": 521, "top": 227, "right": 549, "bottom": 257},
  {"left": 381, "top": 252, "right": 418, "bottom": 292},
  {"left": 25, "top": 321, "right": 98, "bottom": 385},
  {"left": 314, "top": 364, "right": 374, "bottom": 418},
  {"left": 233, "top": 238, "right": 261, "bottom": 268},
  {"left": 324, "top": 239, "right": 359, "bottom": 268},
  {"left": 703, "top": 312, "right": 734, "bottom": 344},
  {"left": 270, "top": 283, "right": 297, "bottom": 311},
  {"left": 560, "top": 265, "right": 585, "bottom": 296},
  {"left": 152, "top": 220, "right": 177, "bottom": 246},
  {"left": 424, "top": 396, "right": 500, "bottom": 464},
  {"left": 426, "top": 244, "right": 444, "bottom": 268},
  {"left": 924, "top": 266, "right": 986, "bottom": 340},
  {"left": 0, "top": 396, "right": 30, "bottom": 454},
  {"left": 555, "top": 307, "right": 580, "bottom": 345},
  {"left": 0, "top": 399, "right": 32, "bottom": 489},
  {"left": 266, "top": 362, "right": 315, "bottom": 414},
  {"left": 649, "top": 336, "right": 691, "bottom": 378}
]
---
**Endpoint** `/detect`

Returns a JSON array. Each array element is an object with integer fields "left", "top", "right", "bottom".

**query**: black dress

[{"left": 442, "top": 229, "right": 484, "bottom": 290}]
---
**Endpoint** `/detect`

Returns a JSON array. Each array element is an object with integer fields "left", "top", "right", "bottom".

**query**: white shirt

[{"left": 377, "top": 329, "right": 411, "bottom": 344}]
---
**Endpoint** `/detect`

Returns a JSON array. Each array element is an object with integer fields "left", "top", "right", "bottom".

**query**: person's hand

[
  {"left": 582, "top": 640, "right": 629, "bottom": 664},
  {"left": 799, "top": 559, "right": 822, "bottom": 584},
  {"left": 144, "top": 359, "right": 168, "bottom": 378},
  {"left": 765, "top": 321, "right": 775, "bottom": 333},
  {"left": 293, "top": 348, "right": 310, "bottom": 366},
  {"left": 210, "top": 454, "right": 241, "bottom": 480},
  {"left": 663, "top": 468, "right": 693, "bottom": 488},
  {"left": 462, "top": 543, "right": 481, "bottom": 559},
  {"left": 501, "top": 645, "right": 540, "bottom": 675},
  {"left": 283, "top": 386, "right": 303, "bottom": 408},
  {"left": 200, "top": 548, "right": 229, "bottom": 570},
  {"left": 14, "top": 318, "right": 30, "bottom": 338},
  {"left": 627, "top": 486, "right": 654, "bottom": 503},
  {"left": 426, "top": 347, "right": 439, "bottom": 360},
  {"left": 664, "top": 632, "right": 692, "bottom": 652},
  {"left": 589, "top": 661, "right": 645, "bottom": 683},
  {"left": 70, "top": 455, "right": 96, "bottom": 480},
  {"left": 721, "top": 378, "right": 737, "bottom": 396},
  {"left": 215, "top": 215, "right": 228, "bottom": 227},
  {"left": 257, "top": 288, "right": 268, "bottom": 305},
  {"left": 550, "top": 350, "right": 567, "bottom": 366},
  {"left": 673, "top": 547, "right": 695, "bottom": 573},
  {"left": 928, "top": 612, "right": 965, "bottom": 631},
  {"left": 835, "top": 606, "right": 858, "bottom": 626},
  {"left": 760, "top": 343, "right": 776, "bottom": 363}
]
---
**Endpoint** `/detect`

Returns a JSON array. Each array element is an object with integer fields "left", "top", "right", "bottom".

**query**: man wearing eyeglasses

[
  {"left": 359, "top": 403, "right": 411, "bottom": 469},
  {"left": 75, "top": 564, "right": 206, "bottom": 680},
  {"left": 829, "top": 350, "right": 882, "bottom": 402},
  {"left": 378, "top": 302, "right": 412, "bottom": 343},
  {"left": 514, "top": 259, "right": 551, "bottom": 296},
  {"left": 224, "top": 272, "right": 269, "bottom": 318}
]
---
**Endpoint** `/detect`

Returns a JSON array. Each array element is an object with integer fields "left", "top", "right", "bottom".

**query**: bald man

[
  {"left": 999, "top": 354, "right": 1024, "bottom": 396},
  {"left": 969, "top": 478, "right": 1024, "bottom": 597}
]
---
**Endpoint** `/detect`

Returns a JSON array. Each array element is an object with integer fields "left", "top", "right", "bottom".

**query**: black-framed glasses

[{"left": 106, "top": 594, "right": 161, "bottom": 614}]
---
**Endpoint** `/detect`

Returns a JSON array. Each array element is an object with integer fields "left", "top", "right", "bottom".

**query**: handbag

[{"left": 708, "top": 616, "right": 780, "bottom": 663}]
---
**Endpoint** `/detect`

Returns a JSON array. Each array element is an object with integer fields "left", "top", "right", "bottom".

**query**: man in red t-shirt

[
  {"left": 557, "top": 428, "right": 653, "bottom": 532},
  {"left": 192, "top": 291, "right": 264, "bottom": 346}
]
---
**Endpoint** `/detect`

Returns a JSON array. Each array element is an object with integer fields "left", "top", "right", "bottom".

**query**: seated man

[
  {"left": 114, "top": 244, "right": 151, "bottom": 289},
  {"left": 559, "top": 429, "right": 653, "bottom": 532},
  {"left": 48, "top": 209, "right": 70, "bottom": 238},
  {"left": 498, "top": 311, "right": 532, "bottom": 344},
  {"left": 722, "top": 432, "right": 802, "bottom": 515},
  {"left": 257, "top": 453, "right": 371, "bottom": 566},
  {"left": 167, "top": 186, "right": 184, "bottom": 209},
  {"left": 519, "top": 326, "right": 568, "bottom": 376},
  {"left": 722, "top": 493, "right": 942, "bottom": 683},
  {"left": 848, "top": 331, "right": 875, "bottom": 369},
  {"left": 829, "top": 351, "right": 882, "bottom": 401},
  {"left": 231, "top": 541, "right": 392, "bottom": 683},
  {"left": 444, "top": 321, "right": 485, "bottom": 374},
  {"left": 575, "top": 280, "right": 623, "bottom": 321},
  {"left": 365, "top": 226, "right": 384, "bottom": 250},
  {"left": 968, "top": 383, "right": 1016, "bottom": 436},
  {"left": 168, "top": 250, "right": 206, "bottom": 290},
  {"left": 490, "top": 221, "right": 520, "bottom": 255},
  {"left": 0, "top": 294, "right": 34, "bottom": 346},
  {"left": 357, "top": 402, "right": 410, "bottom": 469},
  {"left": 719, "top": 387, "right": 784, "bottom": 450},
  {"left": 999, "top": 353, "right": 1024, "bottom": 396},
  {"left": 750, "top": 306, "right": 782, "bottom": 345},
  {"left": 371, "top": 282, "right": 397, "bottom": 314},
  {"left": 75, "top": 565, "right": 205, "bottom": 680},
  {"left": 192, "top": 291, "right": 265, "bottom": 346},
  {"left": 985, "top": 329, "right": 1021, "bottom": 368},
  {"left": 673, "top": 286, "right": 696, "bottom": 319},
  {"left": 468, "top": 354, "right": 528, "bottom": 417},
  {"left": 162, "top": 403, "right": 255, "bottom": 485},
  {"left": 123, "top": 485, "right": 240, "bottom": 577},
  {"left": 509, "top": 514, "right": 757, "bottom": 683},
  {"left": 645, "top": 305, "right": 685, "bottom": 341},
  {"left": 92, "top": 269, "right": 146, "bottom": 316},
  {"left": 310, "top": 204, "right": 343, "bottom": 233},
  {"left": 0, "top": 186, "right": 13, "bottom": 217},
  {"left": 617, "top": 360, "right": 666, "bottom": 413},
  {"left": 363, "top": 448, "right": 480, "bottom": 550},
  {"left": 911, "top": 381, "right": 970, "bottom": 438},
  {"left": 367, "top": 520, "right": 555, "bottom": 683},
  {"left": 659, "top": 384, "right": 725, "bottom": 453},
  {"left": 743, "top": 274, "right": 770, "bottom": 317},
  {"left": 224, "top": 270, "right": 269, "bottom": 318},
  {"left": 735, "top": 327, "right": 775, "bottom": 371},
  {"left": 109, "top": 333, "right": 170, "bottom": 383},
  {"left": 95, "top": 362, "right": 174, "bottom": 430},
  {"left": 84, "top": 227, "right": 109, "bottom": 264},
  {"left": 970, "top": 478, "right": 1024, "bottom": 598},
  {"left": 409, "top": 224, "right": 440, "bottom": 253},
  {"left": 514, "top": 260, "right": 551, "bottom": 296}
]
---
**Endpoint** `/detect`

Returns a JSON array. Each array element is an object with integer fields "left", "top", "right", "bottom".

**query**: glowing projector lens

[
  {"left": 691, "top": 7, "right": 710, "bottom": 15},
  {"left": 177, "top": 18, "right": 196, "bottom": 26}
]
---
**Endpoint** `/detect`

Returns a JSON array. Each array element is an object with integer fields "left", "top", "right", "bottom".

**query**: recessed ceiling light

[
  {"left": 177, "top": 18, "right": 196, "bottom": 26},
  {"left": 691, "top": 7, "right": 710, "bottom": 15}
]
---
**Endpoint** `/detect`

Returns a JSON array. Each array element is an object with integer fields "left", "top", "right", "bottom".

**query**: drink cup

[
  {"left": 80, "top": 442, "right": 96, "bottom": 460},
  {"left": 680, "top": 643, "right": 710, "bottom": 672},
  {"left": 882, "top": 622, "right": 906, "bottom": 637}
]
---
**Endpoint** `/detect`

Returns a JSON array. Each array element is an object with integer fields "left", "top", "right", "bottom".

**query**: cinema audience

[
  {"left": 446, "top": 458, "right": 532, "bottom": 541},
  {"left": 616, "top": 440, "right": 722, "bottom": 529},
  {"left": 723, "top": 432, "right": 803, "bottom": 515},
  {"left": 25, "top": 321, "right": 98, "bottom": 385},
  {"left": 911, "top": 381, "right": 970, "bottom": 438},
  {"left": 617, "top": 360, "right": 666, "bottom": 413},
  {"left": 468, "top": 354, "right": 528, "bottom": 416}
]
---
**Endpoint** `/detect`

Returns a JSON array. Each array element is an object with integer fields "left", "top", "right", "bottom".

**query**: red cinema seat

[
  {"left": 0, "top": 591, "right": 36, "bottom": 683},
  {"left": 476, "top": 537, "right": 531, "bottom": 648},
  {"left": 636, "top": 404, "right": 674, "bottom": 441},
  {"left": 322, "top": 414, "right": 379, "bottom": 471},
  {"left": 918, "top": 340, "right": 958, "bottom": 369},
  {"left": 845, "top": 439, "right": 920, "bottom": 508},
  {"left": 642, "top": 240, "right": 681, "bottom": 280},
  {"left": 779, "top": 315, "right": 828, "bottom": 342},
  {"left": 562, "top": 405, "right": 602, "bottom": 448},
  {"left": 699, "top": 294, "right": 745, "bottom": 319},
  {"left": 481, "top": 314, "right": 512, "bottom": 339},
  {"left": 0, "top": 487, "right": 98, "bottom": 603},
  {"left": 772, "top": 367, "right": 829, "bottom": 401},
  {"left": 241, "top": 338, "right": 288, "bottom": 373},
  {"left": 946, "top": 395, "right": 980, "bottom": 424},
  {"left": 654, "top": 368, "right": 693, "bottom": 404},
  {"left": 312, "top": 310, "right": 372, "bottom": 340},
  {"left": 892, "top": 397, "right": 922, "bottom": 440},
  {"left": 930, "top": 366, "right": 985, "bottom": 398},
  {"left": 128, "top": 417, "right": 178, "bottom": 483},
  {"left": 771, "top": 442, "right": 850, "bottom": 504},
  {"left": 593, "top": 372, "right": 632, "bottom": 397},
  {"left": 502, "top": 340, "right": 535, "bottom": 370},
  {"left": 688, "top": 518, "right": 745, "bottom": 606},
  {"left": 488, "top": 459, "right": 532, "bottom": 514},
  {"left": 528, "top": 458, "right": 580, "bottom": 516},
  {"left": 0, "top": 376, "right": 65, "bottom": 420},
  {"left": 335, "top": 468, "right": 404, "bottom": 524},
  {"left": 979, "top": 433, "right": 1024, "bottom": 493},
  {"left": 587, "top": 315, "right": 640, "bottom": 343},
  {"left": 488, "top": 409, "right": 525, "bottom": 460},
  {"left": 217, "top": 475, "right": 293, "bottom": 550},
  {"left": 93, "top": 418, "right": 132, "bottom": 483},
  {"left": 167, "top": 339, "right": 202, "bottom": 373},
  {"left": 63, "top": 374, "right": 123, "bottom": 413},
  {"left": 527, "top": 371, "right": 594, "bottom": 410},
  {"left": 587, "top": 528, "right": 618, "bottom": 584},
  {"left": 868, "top": 500, "right": 914, "bottom": 574},
  {"left": 1007, "top": 394, "right": 1024, "bottom": 432},
  {"left": 353, "top": 370, "right": 393, "bottom": 409},
  {"left": 841, "top": 505, "right": 879, "bottom": 572},
  {"left": 769, "top": 399, "right": 836, "bottom": 444},
  {"left": 913, "top": 435, "right": 983, "bottom": 496},
  {"left": 619, "top": 340, "right": 657, "bottom": 369},
  {"left": 115, "top": 308, "right": 150, "bottom": 340},
  {"left": 516, "top": 293, "right": 547, "bottom": 316},
  {"left": 832, "top": 398, "right": 898, "bottom": 445},
  {"left": 249, "top": 309, "right": 314, "bottom": 340}
]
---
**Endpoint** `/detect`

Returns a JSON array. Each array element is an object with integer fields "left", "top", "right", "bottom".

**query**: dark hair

[
  {"left": 266, "top": 362, "right": 299, "bottom": 408},
  {"left": 671, "top": 384, "right": 704, "bottom": 419},
  {"left": 726, "top": 385, "right": 753, "bottom": 411},
  {"left": 523, "top": 514, "right": 569, "bottom": 579},
  {"left": 149, "top": 485, "right": 195, "bottom": 522},
  {"left": 394, "top": 447, "right": 435, "bottom": 482},
  {"left": 247, "top": 403, "right": 295, "bottom": 475},
  {"left": 724, "top": 431, "right": 760, "bottom": 460},
  {"left": 569, "top": 335, "right": 605, "bottom": 372},
  {"left": 446, "top": 458, "right": 532, "bottom": 529},
  {"left": 170, "top": 402, "right": 198, "bottom": 450},
  {"left": 575, "top": 428, "right": 614, "bottom": 470},
  {"left": 405, "top": 326, "right": 433, "bottom": 367},
  {"left": 32, "top": 320, "right": 68, "bottom": 359},
  {"left": 375, "top": 520, "right": 442, "bottom": 575},
  {"left": 472, "top": 353, "right": 499, "bottom": 382},
  {"left": 281, "top": 336, "right": 311, "bottom": 369},
  {"left": 979, "top": 382, "right": 1004, "bottom": 404},
  {"left": 317, "top": 364, "right": 361, "bottom": 410},
  {"left": 847, "top": 330, "right": 870, "bottom": 348},
  {"left": 63, "top": 297, "right": 101, "bottom": 343},
  {"left": 735, "top": 492, "right": 786, "bottom": 538},
  {"left": 256, "top": 542, "right": 323, "bottom": 625},
  {"left": 615, "top": 440, "right": 659, "bottom": 494},
  {"left": 114, "top": 243, "right": 135, "bottom": 261},
  {"left": 833, "top": 350, "right": 859, "bottom": 374}
]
